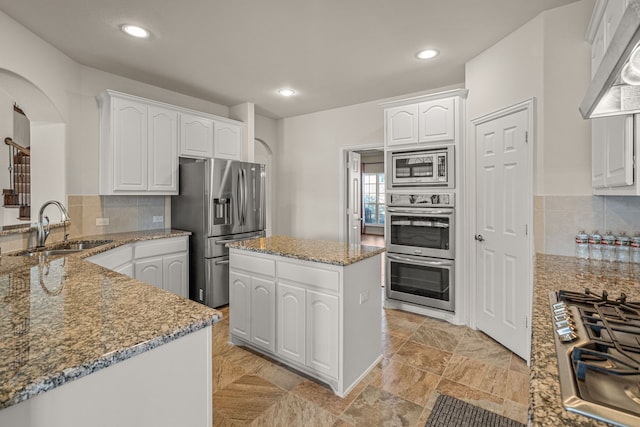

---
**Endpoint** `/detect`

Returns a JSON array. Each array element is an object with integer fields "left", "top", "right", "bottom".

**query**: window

[{"left": 363, "top": 173, "right": 385, "bottom": 226}]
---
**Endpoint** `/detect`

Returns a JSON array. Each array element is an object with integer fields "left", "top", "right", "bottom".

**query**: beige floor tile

[
  {"left": 410, "top": 323, "right": 462, "bottom": 352},
  {"left": 393, "top": 340, "right": 452, "bottom": 375},
  {"left": 382, "top": 330, "right": 408, "bottom": 357},
  {"left": 251, "top": 393, "right": 337, "bottom": 427},
  {"left": 253, "top": 362, "right": 306, "bottom": 391},
  {"left": 442, "top": 353, "right": 508, "bottom": 397},
  {"left": 435, "top": 378, "right": 504, "bottom": 415},
  {"left": 509, "top": 354, "right": 530, "bottom": 374},
  {"left": 455, "top": 329, "right": 512, "bottom": 369},
  {"left": 340, "top": 384, "right": 424, "bottom": 427},
  {"left": 213, "top": 374, "right": 287, "bottom": 424},
  {"left": 212, "top": 409, "right": 236, "bottom": 427},
  {"left": 213, "top": 353, "right": 247, "bottom": 393},
  {"left": 371, "top": 358, "right": 440, "bottom": 406},
  {"left": 382, "top": 309, "right": 425, "bottom": 338},
  {"left": 292, "top": 377, "right": 367, "bottom": 417},
  {"left": 504, "top": 370, "right": 529, "bottom": 405},
  {"left": 502, "top": 399, "right": 529, "bottom": 425}
]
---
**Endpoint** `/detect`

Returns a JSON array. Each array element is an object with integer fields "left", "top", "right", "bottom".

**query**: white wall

[
  {"left": 255, "top": 114, "right": 278, "bottom": 236},
  {"left": 276, "top": 100, "right": 384, "bottom": 240},
  {"left": 542, "top": 0, "right": 593, "bottom": 195}
]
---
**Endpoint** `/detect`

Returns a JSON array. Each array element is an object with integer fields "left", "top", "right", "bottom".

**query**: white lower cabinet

[
  {"left": 229, "top": 262, "right": 276, "bottom": 352},
  {"left": 229, "top": 249, "right": 382, "bottom": 397},
  {"left": 87, "top": 236, "right": 189, "bottom": 298},
  {"left": 306, "top": 289, "right": 339, "bottom": 379},
  {"left": 277, "top": 282, "right": 306, "bottom": 364}
]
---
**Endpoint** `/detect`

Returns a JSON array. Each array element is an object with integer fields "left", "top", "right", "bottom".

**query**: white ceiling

[{"left": 0, "top": 0, "right": 579, "bottom": 119}]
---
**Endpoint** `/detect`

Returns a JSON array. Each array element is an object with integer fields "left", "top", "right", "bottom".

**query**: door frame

[
  {"left": 467, "top": 98, "right": 535, "bottom": 362},
  {"left": 338, "top": 143, "right": 384, "bottom": 243}
]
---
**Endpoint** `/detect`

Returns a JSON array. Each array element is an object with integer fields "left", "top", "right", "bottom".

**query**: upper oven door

[
  {"left": 387, "top": 146, "right": 454, "bottom": 188},
  {"left": 385, "top": 207, "right": 454, "bottom": 258}
]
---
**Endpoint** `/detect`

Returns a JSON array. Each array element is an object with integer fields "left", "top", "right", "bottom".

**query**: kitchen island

[
  {"left": 227, "top": 235, "right": 385, "bottom": 397},
  {"left": 0, "top": 229, "right": 220, "bottom": 427},
  {"left": 531, "top": 254, "right": 640, "bottom": 426}
]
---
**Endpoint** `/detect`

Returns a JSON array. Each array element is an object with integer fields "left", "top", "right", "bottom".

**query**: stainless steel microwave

[{"left": 387, "top": 146, "right": 454, "bottom": 188}]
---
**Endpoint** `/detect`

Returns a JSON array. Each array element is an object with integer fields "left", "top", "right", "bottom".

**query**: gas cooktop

[{"left": 549, "top": 289, "right": 640, "bottom": 427}]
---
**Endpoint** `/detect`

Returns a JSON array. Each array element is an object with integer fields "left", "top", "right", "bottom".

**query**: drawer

[
  {"left": 87, "top": 244, "right": 133, "bottom": 270},
  {"left": 135, "top": 236, "right": 188, "bottom": 258},
  {"left": 278, "top": 261, "right": 339, "bottom": 292},
  {"left": 230, "top": 251, "right": 275, "bottom": 277}
]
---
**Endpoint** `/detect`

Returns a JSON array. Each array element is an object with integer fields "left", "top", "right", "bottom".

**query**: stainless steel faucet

[{"left": 36, "top": 200, "right": 70, "bottom": 248}]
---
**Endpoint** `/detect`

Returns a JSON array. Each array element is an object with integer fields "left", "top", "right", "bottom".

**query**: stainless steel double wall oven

[{"left": 385, "top": 192, "right": 455, "bottom": 311}]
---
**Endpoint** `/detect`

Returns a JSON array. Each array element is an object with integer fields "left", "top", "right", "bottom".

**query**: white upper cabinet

[
  {"left": 179, "top": 113, "right": 214, "bottom": 158},
  {"left": 382, "top": 90, "right": 466, "bottom": 148},
  {"left": 385, "top": 104, "right": 419, "bottom": 146},
  {"left": 587, "top": 1, "right": 638, "bottom": 195},
  {"left": 111, "top": 97, "right": 148, "bottom": 191},
  {"left": 213, "top": 120, "right": 243, "bottom": 160},
  {"left": 149, "top": 106, "right": 178, "bottom": 192},
  {"left": 99, "top": 91, "right": 178, "bottom": 195},
  {"left": 418, "top": 98, "right": 455, "bottom": 143},
  {"left": 98, "top": 90, "right": 245, "bottom": 194}
]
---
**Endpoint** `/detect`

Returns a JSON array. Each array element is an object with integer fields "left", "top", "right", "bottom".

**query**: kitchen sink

[{"left": 15, "top": 240, "right": 114, "bottom": 257}]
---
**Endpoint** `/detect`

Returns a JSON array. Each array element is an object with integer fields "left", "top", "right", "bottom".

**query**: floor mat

[{"left": 425, "top": 394, "right": 525, "bottom": 427}]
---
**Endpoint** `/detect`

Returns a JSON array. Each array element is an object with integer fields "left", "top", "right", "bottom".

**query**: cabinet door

[
  {"left": 276, "top": 283, "right": 306, "bottom": 364},
  {"left": 163, "top": 253, "right": 188, "bottom": 298},
  {"left": 418, "top": 98, "right": 455, "bottom": 143},
  {"left": 251, "top": 277, "right": 276, "bottom": 352},
  {"left": 385, "top": 105, "right": 419, "bottom": 146},
  {"left": 591, "top": 18, "right": 605, "bottom": 77},
  {"left": 229, "top": 270, "right": 251, "bottom": 340},
  {"left": 605, "top": 115, "right": 634, "bottom": 187},
  {"left": 113, "top": 97, "right": 148, "bottom": 191},
  {"left": 148, "top": 106, "right": 178, "bottom": 193},
  {"left": 214, "top": 121, "right": 243, "bottom": 160},
  {"left": 306, "top": 290, "right": 339, "bottom": 379},
  {"left": 180, "top": 113, "right": 214, "bottom": 158},
  {"left": 135, "top": 257, "right": 164, "bottom": 289}
]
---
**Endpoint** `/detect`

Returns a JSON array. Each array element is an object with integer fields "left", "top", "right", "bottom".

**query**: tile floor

[{"left": 212, "top": 303, "right": 530, "bottom": 426}]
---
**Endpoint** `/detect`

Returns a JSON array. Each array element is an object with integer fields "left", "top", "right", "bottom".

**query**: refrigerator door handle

[
  {"left": 242, "top": 168, "right": 247, "bottom": 225},
  {"left": 236, "top": 168, "right": 244, "bottom": 226}
]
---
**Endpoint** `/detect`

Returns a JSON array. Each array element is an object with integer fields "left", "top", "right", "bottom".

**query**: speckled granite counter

[
  {"left": 0, "top": 229, "right": 220, "bottom": 410},
  {"left": 226, "top": 235, "right": 386, "bottom": 265},
  {"left": 531, "top": 254, "right": 640, "bottom": 426}
]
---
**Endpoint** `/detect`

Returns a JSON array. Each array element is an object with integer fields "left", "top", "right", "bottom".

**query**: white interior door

[
  {"left": 347, "top": 151, "right": 362, "bottom": 245},
  {"left": 473, "top": 102, "right": 532, "bottom": 361}
]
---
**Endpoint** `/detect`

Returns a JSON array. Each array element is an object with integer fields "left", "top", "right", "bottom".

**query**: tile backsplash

[
  {"left": 535, "top": 195, "right": 640, "bottom": 256},
  {"left": 67, "top": 195, "right": 170, "bottom": 237}
]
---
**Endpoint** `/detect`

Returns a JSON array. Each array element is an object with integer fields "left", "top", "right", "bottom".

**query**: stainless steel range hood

[{"left": 580, "top": 2, "right": 640, "bottom": 119}]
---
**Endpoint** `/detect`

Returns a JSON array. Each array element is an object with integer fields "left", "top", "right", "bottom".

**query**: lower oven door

[{"left": 386, "top": 253, "right": 454, "bottom": 312}]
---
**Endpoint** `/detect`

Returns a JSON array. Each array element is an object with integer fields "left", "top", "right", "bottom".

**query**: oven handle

[
  {"left": 387, "top": 207, "right": 454, "bottom": 215},
  {"left": 387, "top": 254, "right": 453, "bottom": 267},
  {"left": 410, "top": 220, "right": 449, "bottom": 228}
]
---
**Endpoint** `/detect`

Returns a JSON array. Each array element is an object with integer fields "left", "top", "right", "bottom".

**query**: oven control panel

[{"left": 388, "top": 193, "right": 454, "bottom": 207}]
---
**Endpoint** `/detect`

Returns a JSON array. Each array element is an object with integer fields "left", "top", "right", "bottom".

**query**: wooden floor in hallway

[{"left": 212, "top": 302, "right": 529, "bottom": 426}]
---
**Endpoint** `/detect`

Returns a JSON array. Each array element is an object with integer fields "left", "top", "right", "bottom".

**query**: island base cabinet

[
  {"left": 230, "top": 249, "right": 382, "bottom": 397},
  {"left": 306, "top": 290, "right": 339, "bottom": 379},
  {"left": 0, "top": 326, "right": 212, "bottom": 427},
  {"left": 277, "top": 282, "right": 306, "bottom": 364},
  {"left": 229, "top": 270, "right": 276, "bottom": 353}
]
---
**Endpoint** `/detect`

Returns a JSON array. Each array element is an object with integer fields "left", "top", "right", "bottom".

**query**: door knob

[{"left": 474, "top": 234, "right": 485, "bottom": 242}]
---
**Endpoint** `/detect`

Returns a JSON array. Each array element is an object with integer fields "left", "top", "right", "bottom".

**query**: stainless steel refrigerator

[{"left": 171, "top": 158, "right": 265, "bottom": 308}]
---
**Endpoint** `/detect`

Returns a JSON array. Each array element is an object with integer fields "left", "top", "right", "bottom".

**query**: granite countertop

[
  {"left": 0, "top": 229, "right": 221, "bottom": 410},
  {"left": 226, "top": 235, "right": 386, "bottom": 266},
  {"left": 531, "top": 254, "right": 640, "bottom": 426}
]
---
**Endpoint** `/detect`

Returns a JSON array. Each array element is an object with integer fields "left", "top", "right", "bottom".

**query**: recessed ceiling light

[
  {"left": 121, "top": 24, "right": 150, "bottom": 39},
  {"left": 277, "top": 88, "right": 296, "bottom": 97},
  {"left": 416, "top": 49, "right": 439, "bottom": 60}
]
